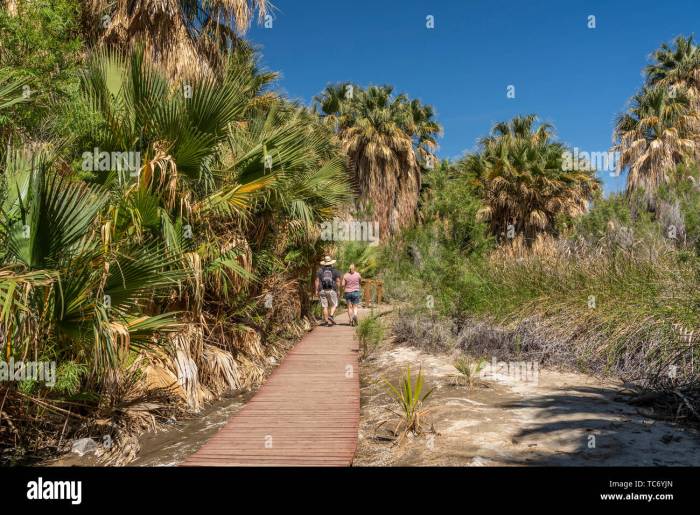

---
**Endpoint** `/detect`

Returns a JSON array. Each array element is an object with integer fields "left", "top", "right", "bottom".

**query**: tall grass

[
  {"left": 382, "top": 166, "right": 700, "bottom": 399},
  {"left": 356, "top": 315, "right": 384, "bottom": 358}
]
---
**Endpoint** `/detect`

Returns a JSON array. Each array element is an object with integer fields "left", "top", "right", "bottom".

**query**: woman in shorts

[{"left": 342, "top": 263, "right": 362, "bottom": 326}]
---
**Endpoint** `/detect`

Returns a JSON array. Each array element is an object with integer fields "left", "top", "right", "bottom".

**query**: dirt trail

[{"left": 355, "top": 344, "right": 700, "bottom": 466}]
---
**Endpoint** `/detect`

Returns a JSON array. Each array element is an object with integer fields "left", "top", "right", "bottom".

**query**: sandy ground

[
  {"left": 45, "top": 305, "right": 700, "bottom": 467},
  {"left": 354, "top": 344, "right": 700, "bottom": 466}
]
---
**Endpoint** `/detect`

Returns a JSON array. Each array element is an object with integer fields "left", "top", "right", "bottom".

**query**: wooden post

[{"left": 362, "top": 280, "right": 372, "bottom": 307}]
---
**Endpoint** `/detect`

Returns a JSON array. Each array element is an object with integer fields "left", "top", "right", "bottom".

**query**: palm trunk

[{"left": 4, "top": 0, "right": 17, "bottom": 16}]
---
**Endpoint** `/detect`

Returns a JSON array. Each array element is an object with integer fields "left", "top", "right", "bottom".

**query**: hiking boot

[
  {"left": 352, "top": 315, "right": 358, "bottom": 326},
  {"left": 328, "top": 315, "right": 336, "bottom": 325}
]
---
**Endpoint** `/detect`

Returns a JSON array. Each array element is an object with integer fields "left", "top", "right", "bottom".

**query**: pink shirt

[{"left": 343, "top": 272, "right": 361, "bottom": 292}]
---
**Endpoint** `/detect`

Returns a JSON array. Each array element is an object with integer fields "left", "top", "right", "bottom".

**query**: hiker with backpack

[
  {"left": 342, "top": 263, "right": 362, "bottom": 326},
  {"left": 315, "top": 256, "right": 341, "bottom": 326}
]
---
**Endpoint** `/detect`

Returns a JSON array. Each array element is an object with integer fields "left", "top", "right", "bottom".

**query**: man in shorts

[{"left": 315, "top": 255, "right": 341, "bottom": 326}]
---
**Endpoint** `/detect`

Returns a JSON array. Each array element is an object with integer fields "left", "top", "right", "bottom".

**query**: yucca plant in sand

[
  {"left": 380, "top": 365, "right": 433, "bottom": 443},
  {"left": 452, "top": 356, "right": 487, "bottom": 389}
]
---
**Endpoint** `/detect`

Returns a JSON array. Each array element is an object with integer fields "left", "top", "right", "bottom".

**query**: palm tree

[
  {"left": 0, "top": 146, "right": 187, "bottom": 373},
  {"left": 218, "top": 102, "right": 350, "bottom": 315},
  {"left": 646, "top": 35, "right": 700, "bottom": 108},
  {"left": 0, "top": 68, "right": 30, "bottom": 146},
  {"left": 463, "top": 114, "right": 600, "bottom": 242},
  {"left": 82, "top": 0, "right": 268, "bottom": 78},
  {"left": 409, "top": 99, "right": 442, "bottom": 167},
  {"left": 0, "top": 24, "right": 352, "bottom": 454},
  {"left": 613, "top": 84, "right": 698, "bottom": 198},
  {"left": 79, "top": 45, "right": 350, "bottom": 350},
  {"left": 1, "top": 45, "right": 350, "bottom": 414},
  {"left": 79, "top": 45, "right": 274, "bottom": 216},
  {"left": 315, "top": 84, "right": 442, "bottom": 236}
]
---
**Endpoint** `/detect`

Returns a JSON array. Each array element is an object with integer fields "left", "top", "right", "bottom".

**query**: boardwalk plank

[{"left": 181, "top": 320, "right": 359, "bottom": 467}]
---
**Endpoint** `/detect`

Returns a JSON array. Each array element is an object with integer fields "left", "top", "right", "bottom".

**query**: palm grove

[
  {"left": 386, "top": 35, "right": 700, "bottom": 426},
  {"left": 0, "top": 0, "right": 698, "bottom": 463},
  {"left": 0, "top": 0, "right": 443, "bottom": 461}
]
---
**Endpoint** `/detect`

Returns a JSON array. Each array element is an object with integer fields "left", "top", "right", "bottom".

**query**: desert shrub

[
  {"left": 392, "top": 310, "right": 456, "bottom": 352},
  {"left": 380, "top": 159, "right": 700, "bottom": 406},
  {"left": 356, "top": 315, "right": 384, "bottom": 357}
]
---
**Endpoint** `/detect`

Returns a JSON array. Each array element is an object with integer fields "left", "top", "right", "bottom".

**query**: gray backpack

[{"left": 321, "top": 267, "right": 334, "bottom": 290}]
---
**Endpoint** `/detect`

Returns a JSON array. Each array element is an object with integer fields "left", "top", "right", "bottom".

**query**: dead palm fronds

[
  {"left": 613, "top": 85, "right": 698, "bottom": 198},
  {"left": 462, "top": 115, "right": 600, "bottom": 242},
  {"left": 315, "top": 84, "right": 442, "bottom": 236},
  {"left": 82, "top": 0, "right": 269, "bottom": 79}
]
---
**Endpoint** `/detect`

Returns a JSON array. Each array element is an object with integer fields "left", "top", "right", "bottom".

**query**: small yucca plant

[
  {"left": 381, "top": 365, "right": 433, "bottom": 442},
  {"left": 453, "top": 356, "right": 486, "bottom": 389}
]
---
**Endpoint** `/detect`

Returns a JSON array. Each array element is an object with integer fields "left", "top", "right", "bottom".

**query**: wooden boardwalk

[{"left": 182, "top": 319, "right": 360, "bottom": 466}]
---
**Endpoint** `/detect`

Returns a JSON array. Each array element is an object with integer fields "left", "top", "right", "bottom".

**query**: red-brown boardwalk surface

[{"left": 182, "top": 320, "right": 360, "bottom": 466}]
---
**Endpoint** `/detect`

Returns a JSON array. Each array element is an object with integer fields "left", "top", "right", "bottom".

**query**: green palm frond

[
  {"left": 103, "top": 241, "right": 189, "bottom": 314},
  {"left": 0, "top": 69, "right": 30, "bottom": 112},
  {"left": 2, "top": 149, "right": 110, "bottom": 269}
]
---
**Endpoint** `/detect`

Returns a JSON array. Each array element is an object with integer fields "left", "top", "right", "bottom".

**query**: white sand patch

[
  {"left": 443, "top": 397, "right": 487, "bottom": 407},
  {"left": 445, "top": 419, "right": 482, "bottom": 432}
]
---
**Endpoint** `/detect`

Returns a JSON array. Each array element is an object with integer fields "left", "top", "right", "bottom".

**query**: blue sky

[{"left": 247, "top": 0, "right": 699, "bottom": 194}]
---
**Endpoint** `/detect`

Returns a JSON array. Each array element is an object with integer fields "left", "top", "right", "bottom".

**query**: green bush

[
  {"left": 380, "top": 161, "right": 493, "bottom": 314},
  {"left": 53, "top": 361, "right": 89, "bottom": 396},
  {"left": 356, "top": 315, "right": 384, "bottom": 357},
  {"left": 0, "top": 0, "right": 84, "bottom": 136}
]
